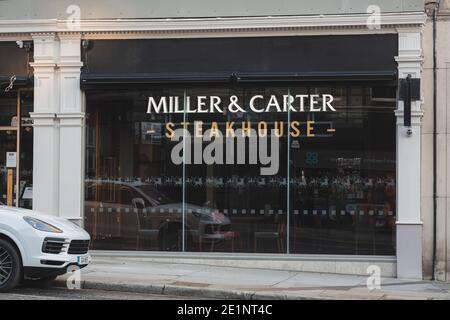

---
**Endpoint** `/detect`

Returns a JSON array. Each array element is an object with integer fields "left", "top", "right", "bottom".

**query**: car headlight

[
  {"left": 191, "top": 211, "right": 213, "bottom": 221},
  {"left": 23, "top": 216, "right": 63, "bottom": 233},
  {"left": 69, "top": 220, "right": 82, "bottom": 229}
]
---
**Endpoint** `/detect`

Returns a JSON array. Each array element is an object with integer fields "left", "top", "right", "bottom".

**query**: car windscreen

[{"left": 135, "top": 185, "right": 173, "bottom": 206}]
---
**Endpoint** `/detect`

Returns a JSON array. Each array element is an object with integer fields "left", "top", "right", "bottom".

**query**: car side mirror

[{"left": 132, "top": 198, "right": 145, "bottom": 210}]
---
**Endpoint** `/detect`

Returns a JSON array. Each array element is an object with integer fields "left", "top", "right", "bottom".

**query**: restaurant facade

[{"left": 0, "top": 0, "right": 439, "bottom": 280}]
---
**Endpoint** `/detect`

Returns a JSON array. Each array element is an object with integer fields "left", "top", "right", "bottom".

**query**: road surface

[{"left": 0, "top": 286, "right": 202, "bottom": 300}]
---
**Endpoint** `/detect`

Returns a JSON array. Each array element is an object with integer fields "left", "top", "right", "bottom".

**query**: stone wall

[{"left": 421, "top": 0, "right": 450, "bottom": 281}]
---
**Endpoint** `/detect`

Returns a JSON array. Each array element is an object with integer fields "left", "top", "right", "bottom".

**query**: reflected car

[
  {"left": 0, "top": 204, "right": 91, "bottom": 291},
  {"left": 84, "top": 180, "right": 231, "bottom": 251}
]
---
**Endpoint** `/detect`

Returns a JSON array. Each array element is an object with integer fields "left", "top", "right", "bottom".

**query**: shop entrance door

[
  {"left": 0, "top": 130, "right": 17, "bottom": 206},
  {"left": 0, "top": 89, "right": 33, "bottom": 208}
]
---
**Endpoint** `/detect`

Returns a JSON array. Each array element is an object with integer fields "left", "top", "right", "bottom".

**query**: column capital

[
  {"left": 58, "top": 61, "right": 84, "bottom": 69},
  {"left": 395, "top": 30, "right": 424, "bottom": 79},
  {"left": 56, "top": 112, "right": 85, "bottom": 119},
  {"left": 59, "top": 33, "right": 82, "bottom": 66},
  {"left": 29, "top": 112, "right": 57, "bottom": 127},
  {"left": 29, "top": 62, "right": 58, "bottom": 70},
  {"left": 32, "top": 33, "right": 59, "bottom": 64},
  {"left": 396, "top": 221, "right": 424, "bottom": 225},
  {"left": 395, "top": 56, "right": 424, "bottom": 63},
  {"left": 397, "top": 31, "right": 422, "bottom": 57},
  {"left": 30, "top": 112, "right": 56, "bottom": 118},
  {"left": 57, "top": 113, "right": 85, "bottom": 127},
  {"left": 394, "top": 109, "right": 424, "bottom": 122}
]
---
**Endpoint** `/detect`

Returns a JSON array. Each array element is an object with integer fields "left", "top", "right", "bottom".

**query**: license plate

[{"left": 77, "top": 256, "right": 89, "bottom": 265}]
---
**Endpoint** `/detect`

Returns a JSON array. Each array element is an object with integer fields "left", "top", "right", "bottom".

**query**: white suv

[{"left": 0, "top": 204, "right": 91, "bottom": 291}]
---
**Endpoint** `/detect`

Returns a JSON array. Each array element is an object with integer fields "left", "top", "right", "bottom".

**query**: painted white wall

[
  {"left": 30, "top": 35, "right": 60, "bottom": 216},
  {"left": 58, "top": 34, "right": 84, "bottom": 221},
  {"left": 394, "top": 30, "right": 424, "bottom": 279}
]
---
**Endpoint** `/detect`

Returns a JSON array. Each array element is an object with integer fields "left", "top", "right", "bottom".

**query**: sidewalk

[{"left": 57, "top": 258, "right": 450, "bottom": 300}]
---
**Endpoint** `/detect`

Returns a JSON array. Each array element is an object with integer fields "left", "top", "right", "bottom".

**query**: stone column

[
  {"left": 30, "top": 33, "right": 60, "bottom": 216},
  {"left": 57, "top": 34, "right": 84, "bottom": 222},
  {"left": 395, "top": 30, "right": 424, "bottom": 279}
]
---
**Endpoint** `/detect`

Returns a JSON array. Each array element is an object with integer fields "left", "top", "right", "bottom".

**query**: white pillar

[
  {"left": 30, "top": 34, "right": 60, "bottom": 216},
  {"left": 57, "top": 34, "right": 84, "bottom": 222},
  {"left": 395, "top": 30, "right": 424, "bottom": 279}
]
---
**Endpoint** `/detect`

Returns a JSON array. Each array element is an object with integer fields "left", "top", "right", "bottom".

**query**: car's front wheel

[{"left": 0, "top": 238, "right": 22, "bottom": 292}]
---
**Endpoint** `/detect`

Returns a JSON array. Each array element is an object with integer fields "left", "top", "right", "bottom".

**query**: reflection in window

[
  {"left": 84, "top": 85, "right": 396, "bottom": 255},
  {"left": 289, "top": 86, "right": 396, "bottom": 255}
]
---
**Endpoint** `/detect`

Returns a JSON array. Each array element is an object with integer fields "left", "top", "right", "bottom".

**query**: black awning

[
  {"left": 80, "top": 34, "right": 398, "bottom": 89},
  {"left": 81, "top": 71, "right": 397, "bottom": 90},
  {"left": 81, "top": 72, "right": 232, "bottom": 87},
  {"left": 233, "top": 71, "right": 397, "bottom": 82},
  {"left": 0, "top": 75, "right": 33, "bottom": 92}
]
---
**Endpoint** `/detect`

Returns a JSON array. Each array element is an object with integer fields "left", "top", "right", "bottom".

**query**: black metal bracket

[{"left": 399, "top": 74, "right": 421, "bottom": 128}]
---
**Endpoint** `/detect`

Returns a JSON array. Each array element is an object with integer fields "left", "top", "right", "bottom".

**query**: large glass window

[
  {"left": 288, "top": 86, "right": 396, "bottom": 255},
  {"left": 184, "top": 87, "right": 288, "bottom": 253},
  {"left": 85, "top": 89, "right": 184, "bottom": 251},
  {"left": 85, "top": 84, "right": 396, "bottom": 255}
]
